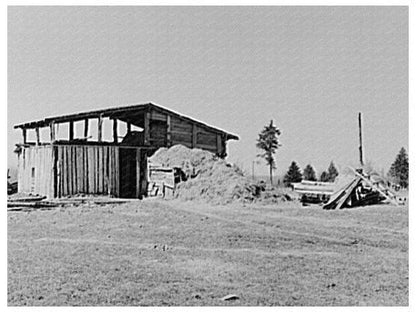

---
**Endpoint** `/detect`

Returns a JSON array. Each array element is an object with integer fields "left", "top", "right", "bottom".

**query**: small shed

[{"left": 14, "top": 102, "right": 239, "bottom": 198}]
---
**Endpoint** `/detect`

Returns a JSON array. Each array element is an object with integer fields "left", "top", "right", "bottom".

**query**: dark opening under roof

[{"left": 14, "top": 102, "right": 239, "bottom": 140}]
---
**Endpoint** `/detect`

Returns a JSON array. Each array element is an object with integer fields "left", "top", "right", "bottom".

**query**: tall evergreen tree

[
  {"left": 327, "top": 161, "right": 339, "bottom": 182},
  {"left": 303, "top": 164, "right": 317, "bottom": 181},
  {"left": 283, "top": 161, "right": 302, "bottom": 186},
  {"left": 256, "top": 120, "right": 281, "bottom": 185},
  {"left": 320, "top": 171, "right": 330, "bottom": 182},
  {"left": 388, "top": 147, "right": 409, "bottom": 188}
]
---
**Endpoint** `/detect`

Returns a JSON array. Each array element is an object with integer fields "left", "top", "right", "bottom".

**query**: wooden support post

[
  {"left": 136, "top": 148, "right": 141, "bottom": 198},
  {"left": 142, "top": 152, "right": 147, "bottom": 197},
  {"left": 113, "top": 119, "right": 118, "bottom": 143},
  {"left": 127, "top": 122, "right": 131, "bottom": 134},
  {"left": 98, "top": 115, "right": 103, "bottom": 142},
  {"left": 84, "top": 118, "right": 89, "bottom": 139},
  {"left": 144, "top": 112, "right": 150, "bottom": 145},
  {"left": 50, "top": 122, "right": 55, "bottom": 143},
  {"left": 22, "top": 128, "right": 27, "bottom": 144},
  {"left": 35, "top": 127, "right": 40, "bottom": 145},
  {"left": 115, "top": 147, "right": 119, "bottom": 196},
  {"left": 358, "top": 112, "right": 364, "bottom": 167},
  {"left": 216, "top": 134, "right": 222, "bottom": 155},
  {"left": 53, "top": 146, "right": 58, "bottom": 197},
  {"left": 192, "top": 124, "right": 197, "bottom": 148},
  {"left": 69, "top": 121, "right": 74, "bottom": 141},
  {"left": 166, "top": 115, "right": 172, "bottom": 147}
]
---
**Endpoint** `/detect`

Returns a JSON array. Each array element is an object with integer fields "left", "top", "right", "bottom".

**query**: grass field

[{"left": 8, "top": 199, "right": 408, "bottom": 306}]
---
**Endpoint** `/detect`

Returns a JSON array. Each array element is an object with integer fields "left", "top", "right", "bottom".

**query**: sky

[{"left": 8, "top": 6, "right": 408, "bottom": 178}]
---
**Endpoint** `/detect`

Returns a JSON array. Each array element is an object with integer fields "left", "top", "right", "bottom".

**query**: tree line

[
  {"left": 283, "top": 161, "right": 339, "bottom": 186},
  {"left": 256, "top": 120, "right": 408, "bottom": 188}
]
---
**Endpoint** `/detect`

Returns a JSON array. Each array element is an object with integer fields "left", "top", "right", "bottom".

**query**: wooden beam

[
  {"left": 69, "top": 121, "right": 74, "bottom": 141},
  {"left": 84, "top": 119, "right": 89, "bottom": 139},
  {"left": 115, "top": 147, "right": 119, "bottom": 197},
  {"left": 349, "top": 167, "right": 399, "bottom": 205},
  {"left": 142, "top": 152, "right": 148, "bottom": 197},
  {"left": 50, "top": 122, "right": 55, "bottom": 143},
  {"left": 166, "top": 115, "right": 171, "bottom": 147},
  {"left": 98, "top": 115, "right": 103, "bottom": 142},
  {"left": 136, "top": 149, "right": 141, "bottom": 198},
  {"left": 35, "top": 127, "right": 40, "bottom": 145},
  {"left": 53, "top": 146, "right": 58, "bottom": 197},
  {"left": 323, "top": 178, "right": 358, "bottom": 210},
  {"left": 22, "top": 128, "right": 27, "bottom": 144},
  {"left": 358, "top": 113, "right": 364, "bottom": 166},
  {"left": 335, "top": 178, "right": 361, "bottom": 210},
  {"left": 144, "top": 112, "right": 150, "bottom": 145},
  {"left": 113, "top": 119, "right": 118, "bottom": 143},
  {"left": 216, "top": 134, "right": 222, "bottom": 155},
  {"left": 222, "top": 136, "right": 227, "bottom": 157},
  {"left": 192, "top": 124, "right": 197, "bottom": 148}
]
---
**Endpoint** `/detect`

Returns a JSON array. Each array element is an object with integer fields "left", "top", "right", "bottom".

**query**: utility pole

[{"left": 358, "top": 112, "right": 364, "bottom": 167}]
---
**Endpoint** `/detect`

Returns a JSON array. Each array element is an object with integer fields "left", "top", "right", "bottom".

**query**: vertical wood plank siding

[
  {"left": 56, "top": 145, "right": 120, "bottom": 197},
  {"left": 18, "top": 145, "right": 123, "bottom": 198},
  {"left": 17, "top": 146, "right": 54, "bottom": 198}
]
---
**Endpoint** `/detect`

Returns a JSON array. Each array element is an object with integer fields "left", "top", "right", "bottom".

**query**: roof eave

[
  {"left": 13, "top": 103, "right": 152, "bottom": 129},
  {"left": 226, "top": 134, "right": 239, "bottom": 141},
  {"left": 13, "top": 102, "right": 239, "bottom": 141}
]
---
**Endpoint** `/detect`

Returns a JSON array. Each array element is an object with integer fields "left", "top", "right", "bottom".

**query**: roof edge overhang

[
  {"left": 14, "top": 102, "right": 239, "bottom": 141},
  {"left": 13, "top": 102, "right": 152, "bottom": 129}
]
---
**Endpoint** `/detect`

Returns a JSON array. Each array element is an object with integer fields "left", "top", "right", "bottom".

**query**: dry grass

[{"left": 8, "top": 199, "right": 408, "bottom": 306}]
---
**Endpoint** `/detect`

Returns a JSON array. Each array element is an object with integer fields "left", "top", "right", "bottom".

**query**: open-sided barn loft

[{"left": 14, "top": 103, "right": 239, "bottom": 198}]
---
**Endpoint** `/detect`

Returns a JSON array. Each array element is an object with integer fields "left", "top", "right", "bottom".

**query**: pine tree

[
  {"left": 256, "top": 120, "right": 281, "bottom": 185},
  {"left": 320, "top": 171, "right": 330, "bottom": 182},
  {"left": 327, "top": 161, "right": 339, "bottom": 182},
  {"left": 388, "top": 147, "right": 409, "bottom": 188},
  {"left": 303, "top": 164, "right": 317, "bottom": 181},
  {"left": 283, "top": 161, "right": 302, "bottom": 186}
]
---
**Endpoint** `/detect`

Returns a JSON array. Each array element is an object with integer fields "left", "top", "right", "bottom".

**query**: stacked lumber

[
  {"left": 7, "top": 195, "right": 131, "bottom": 212},
  {"left": 323, "top": 168, "right": 400, "bottom": 210},
  {"left": 8, "top": 195, "right": 46, "bottom": 202},
  {"left": 292, "top": 181, "right": 335, "bottom": 195},
  {"left": 7, "top": 195, "right": 57, "bottom": 211},
  {"left": 292, "top": 180, "right": 335, "bottom": 204}
]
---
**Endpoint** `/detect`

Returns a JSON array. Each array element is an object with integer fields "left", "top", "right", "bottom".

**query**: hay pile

[{"left": 149, "top": 145, "right": 262, "bottom": 204}]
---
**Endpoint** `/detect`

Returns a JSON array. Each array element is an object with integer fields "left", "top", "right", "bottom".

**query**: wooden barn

[{"left": 14, "top": 103, "right": 239, "bottom": 199}]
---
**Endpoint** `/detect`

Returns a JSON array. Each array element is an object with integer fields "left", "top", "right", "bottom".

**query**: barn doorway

[
  {"left": 118, "top": 147, "right": 147, "bottom": 198},
  {"left": 119, "top": 148, "right": 137, "bottom": 198}
]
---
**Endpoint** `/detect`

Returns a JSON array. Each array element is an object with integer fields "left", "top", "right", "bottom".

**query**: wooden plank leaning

[
  {"left": 323, "top": 178, "right": 358, "bottom": 210},
  {"left": 334, "top": 178, "right": 361, "bottom": 210},
  {"left": 349, "top": 167, "right": 399, "bottom": 206}
]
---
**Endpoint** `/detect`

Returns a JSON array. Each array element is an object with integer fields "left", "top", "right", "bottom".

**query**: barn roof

[{"left": 14, "top": 102, "right": 239, "bottom": 140}]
